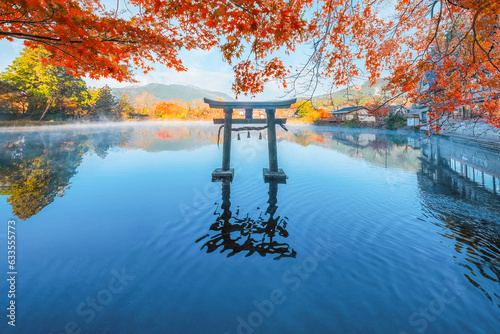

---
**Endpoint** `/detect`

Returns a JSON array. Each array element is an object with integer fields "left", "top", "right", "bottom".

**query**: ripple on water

[{"left": 2, "top": 124, "right": 500, "bottom": 334}]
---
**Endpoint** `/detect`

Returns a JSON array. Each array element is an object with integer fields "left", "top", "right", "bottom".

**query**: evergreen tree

[{"left": 93, "top": 85, "right": 118, "bottom": 116}]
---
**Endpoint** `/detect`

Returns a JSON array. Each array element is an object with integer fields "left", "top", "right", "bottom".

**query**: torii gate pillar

[
  {"left": 204, "top": 98, "right": 296, "bottom": 183},
  {"left": 264, "top": 108, "right": 286, "bottom": 181}
]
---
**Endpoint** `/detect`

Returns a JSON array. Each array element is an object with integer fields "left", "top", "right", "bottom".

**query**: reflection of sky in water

[{"left": 0, "top": 123, "right": 499, "bottom": 334}]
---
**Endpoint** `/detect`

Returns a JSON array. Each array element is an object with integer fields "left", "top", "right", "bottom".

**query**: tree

[
  {"left": 131, "top": 92, "right": 158, "bottom": 115},
  {"left": 0, "top": 80, "right": 25, "bottom": 113},
  {"left": 0, "top": 0, "right": 312, "bottom": 96},
  {"left": 0, "top": 45, "right": 88, "bottom": 119},
  {"left": 294, "top": 0, "right": 500, "bottom": 128},
  {"left": 2, "top": 1, "right": 499, "bottom": 127},
  {"left": 385, "top": 1, "right": 500, "bottom": 129},
  {"left": 50, "top": 71, "right": 89, "bottom": 116},
  {"left": 115, "top": 94, "right": 135, "bottom": 117},
  {"left": 385, "top": 113, "right": 406, "bottom": 130},
  {"left": 92, "top": 85, "right": 118, "bottom": 116},
  {"left": 364, "top": 99, "right": 392, "bottom": 121},
  {"left": 294, "top": 100, "right": 329, "bottom": 123},
  {"left": 295, "top": 100, "right": 315, "bottom": 120}
]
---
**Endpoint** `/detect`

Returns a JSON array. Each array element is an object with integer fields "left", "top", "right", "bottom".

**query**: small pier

[{"left": 204, "top": 98, "right": 296, "bottom": 183}]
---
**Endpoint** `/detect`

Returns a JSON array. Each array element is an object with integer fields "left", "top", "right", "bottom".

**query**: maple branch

[
  {"left": 472, "top": 11, "right": 500, "bottom": 73},
  {"left": 0, "top": 7, "right": 58, "bottom": 26},
  {"left": 0, "top": 31, "right": 140, "bottom": 44},
  {"left": 36, "top": 40, "right": 95, "bottom": 71},
  {"left": 446, "top": 0, "right": 491, "bottom": 11},
  {"left": 446, "top": 0, "right": 468, "bottom": 10},
  {"left": 391, "top": 0, "right": 427, "bottom": 35},
  {"left": 438, "top": 25, "right": 473, "bottom": 61},
  {"left": 226, "top": 0, "right": 260, "bottom": 21},
  {"left": 285, "top": 0, "right": 338, "bottom": 97},
  {"left": 426, "top": 2, "right": 443, "bottom": 55}
]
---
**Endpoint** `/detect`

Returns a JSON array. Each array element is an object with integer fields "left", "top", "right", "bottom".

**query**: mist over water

[
  {"left": 0, "top": 123, "right": 499, "bottom": 334},
  {"left": 0, "top": 120, "right": 214, "bottom": 133}
]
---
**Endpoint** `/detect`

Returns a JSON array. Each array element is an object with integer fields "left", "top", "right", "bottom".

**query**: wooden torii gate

[{"left": 204, "top": 98, "right": 296, "bottom": 183}]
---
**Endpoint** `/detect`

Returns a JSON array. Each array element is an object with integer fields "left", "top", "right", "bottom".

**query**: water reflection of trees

[
  {"left": 0, "top": 126, "right": 424, "bottom": 220},
  {"left": 282, "top": 129, "right": 422, "bottom": 171},
  {"left": 418, "top": 136, "right": 500, "bottom": 307},
  {"left": 1, "top": 150, "right": 80, "bottom": 220},
  {"left": 0, "top": 130, "right": 130, "bottom": 219},
  {"left": 196, "top": 180, "right": 296, "bottom": 260},
  {"left": 0, "top": 126, "right": 222, "bottom": 219}
]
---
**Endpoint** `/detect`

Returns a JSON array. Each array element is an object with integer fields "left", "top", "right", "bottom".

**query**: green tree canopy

[{"left": 0, "top": 46, "right": 89, "bottom": 119}]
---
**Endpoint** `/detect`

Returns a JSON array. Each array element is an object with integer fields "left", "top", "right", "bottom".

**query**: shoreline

[
  {"left": 438, "top": 120, "right": 500, "bottom": 150},
  {"left": 439, "top": 132, "right": 500, "bottom": 150},
  {"left": 2, "top": 118, "right": 500, "bottom": 150}
]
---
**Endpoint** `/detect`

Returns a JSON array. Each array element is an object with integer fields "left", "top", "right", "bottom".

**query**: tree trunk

[{"left": 39, "top": 97, "right": 53, "bottom": 121}]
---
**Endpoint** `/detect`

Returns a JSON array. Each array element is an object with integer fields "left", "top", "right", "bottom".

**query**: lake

[{"left": 1, "top": 122, "right": 499, "bottom": 334}]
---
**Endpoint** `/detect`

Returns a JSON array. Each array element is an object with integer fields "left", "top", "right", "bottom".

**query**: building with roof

[{"left": 327, "top": 106, "right": 376, "bottom": 123}]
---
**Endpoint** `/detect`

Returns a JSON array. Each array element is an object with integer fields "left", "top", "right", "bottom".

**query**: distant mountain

[
  {"left": 112, "top": 83, "right": 235, "bottom": 103},
  {"left": 316, "top": 79, "right": 389, "bottom": 99}
]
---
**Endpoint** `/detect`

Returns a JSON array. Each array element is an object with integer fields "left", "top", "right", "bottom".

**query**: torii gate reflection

[
  {"left": 195, "top": 179, "right": 296, "bottom": 260},
  {"left": 197, "top": 98, "right": 296, "bottom": 259}
]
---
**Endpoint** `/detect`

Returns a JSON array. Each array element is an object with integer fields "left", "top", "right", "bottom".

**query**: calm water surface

[{"left": 1, "top": 122, "right": 499, "bottom": 334}]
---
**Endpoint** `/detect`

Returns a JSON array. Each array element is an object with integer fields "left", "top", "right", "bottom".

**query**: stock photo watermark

[
  {"left": 6, "top": 219, "right": 16, "bottom": 327},
  {"left": 399, "top": 276, "right": 468, "bottom": 334},
  {"left": 48, "top": 267, "right": 135, "bottom": 334},
  {"left": 224, "top": 234, "right": 341, "bottom": 334}
]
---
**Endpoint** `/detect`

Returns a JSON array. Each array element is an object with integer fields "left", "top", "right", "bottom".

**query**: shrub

[
  {"left": 342, "top": 119, "right": 361, "bottom": 128},
  {"left": 385, "top": 113, "right": 406, "bottom": 130}
]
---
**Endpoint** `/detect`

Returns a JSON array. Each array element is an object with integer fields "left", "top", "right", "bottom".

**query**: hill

[
  {"left": 112, "top": 83, "right": 235, "bottom": 103},
  {"left": 317, "top": 79, "right": 389, "bottom": 99}
]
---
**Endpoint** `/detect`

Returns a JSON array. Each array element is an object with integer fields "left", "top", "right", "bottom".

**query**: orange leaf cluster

[
  {"left": 385, "top": 0, "right": 500, "bottom": 128},
  {"left": 2, "top": 0, "right": 500, "bottom": 126},
  {"left": 1, "top": 0, "right": 312, "bottom": 95}
]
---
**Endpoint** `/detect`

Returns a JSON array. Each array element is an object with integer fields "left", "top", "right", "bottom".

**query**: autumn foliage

[
  {"left": 384, "top": 0, "right": 500, "bottom": 128},
  {"left": 0, "top": 0, "right": 313, "bottom": 95},
  {"left": 2, "top": 0, "right": 500, "bottom": 126}
]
